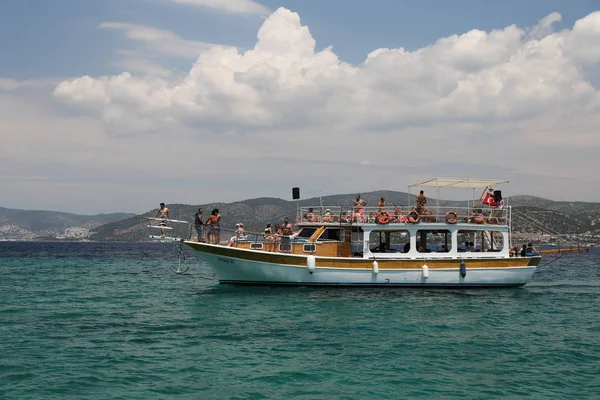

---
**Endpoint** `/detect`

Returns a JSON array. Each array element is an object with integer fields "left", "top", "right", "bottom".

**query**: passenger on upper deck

[
  {"left": 323, "top": 209, "right": 333, "bottom": 222},
  {"left": 472, "top": 209, "right": 485, "bottom": 224},
  {"left": 353, "top": 209, "right": 364, "bottom": 223},
  {"left": 490, "top": 192, "right": 504, "bottom": 224},
  {"left": 306, "top": 207, "right": 315, "bottom": 222},
  {"left": 392, "top": 205, "right": 405, "bottom": 222},
  {"left": 368, "top": 212, "right": 376, "bottom": 223},
  {"left": 526, "top": 242, "right": 537, "bottom": 254},
  {"left": 415, "top": 191, "right": 428, "bottom": 217},
  {"left": 353, "top": 195, "right": 367, "bottom": 215},
  {"left": 416, "top": 191, "right": 427, "bottom": 208},
  {"left": 341, "top": 210, "right": 352, "bottom": 223},
  {"left": 378, "top": 197, "right": 386, "bottom": 211}
]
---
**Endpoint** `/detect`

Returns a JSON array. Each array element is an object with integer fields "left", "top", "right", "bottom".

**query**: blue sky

[
  {"left": 2, "top": 0, "right": 598, "bottom": 78},
  {"left": 1, "top": 0, "right": 600, "bottom": 214}
]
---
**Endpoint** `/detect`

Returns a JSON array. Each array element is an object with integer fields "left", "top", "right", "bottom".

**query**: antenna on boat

[{"left": 319, "top": 193, "right": 323, "bottom": 214}]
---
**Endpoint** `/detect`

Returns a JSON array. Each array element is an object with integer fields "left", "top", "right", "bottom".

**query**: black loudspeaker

[
  {"left": 292, "top": 187, "right": 300, "bottom": 200},
  {"left": 494, "top": 190, "right": 502, "bottom": 201}
]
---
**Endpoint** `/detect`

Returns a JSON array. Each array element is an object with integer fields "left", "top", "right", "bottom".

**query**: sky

[{"left": 1, "top": 0, "right": 600, "bottom": 214}]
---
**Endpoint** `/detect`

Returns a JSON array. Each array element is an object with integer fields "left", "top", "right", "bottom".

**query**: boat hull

[{"left": 185, "top": 241, "right": 539, "bottom": 287}]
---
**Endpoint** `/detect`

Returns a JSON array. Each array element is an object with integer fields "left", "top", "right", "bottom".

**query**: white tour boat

[{"left": 181, "top": 178, "right": 541, "bottom": 287}]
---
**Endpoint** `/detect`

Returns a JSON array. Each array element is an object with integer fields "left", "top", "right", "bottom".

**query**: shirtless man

[
  {"left": 416, "top": 190, "right": 427, "bottom": 215},
  {"left": 155, "top": 202, "right": 170, "bottom": 238},
  {"left": 205, "top": 208, "right": 222, "bottom": 244},
  {"left": 353, "top": 195, "right": 367, "bottom": 215},
  {"left": 416, "top": 191, "right": 427, "bottom": 207}
]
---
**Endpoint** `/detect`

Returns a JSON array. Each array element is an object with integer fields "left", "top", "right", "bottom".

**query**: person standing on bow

[
  {"left": 155, "top": 202, "right": 170, "bottom": 238},
  {"left": 194, "top": 207, "right": 204, "bottom": 242},
  {"left": 205, "top": 208, "right": 221, "bottom": 244}
]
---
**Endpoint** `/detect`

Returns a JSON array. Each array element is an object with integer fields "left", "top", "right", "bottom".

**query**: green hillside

[{"left": 89, "top": 192, "right": 600, "bottom": 241}]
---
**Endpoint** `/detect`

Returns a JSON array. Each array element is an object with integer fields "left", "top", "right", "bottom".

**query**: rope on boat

[
  {"left": 538, "top": 251, "right": 568, "bottom": 267},
  {"left": 511, "top": 210, "right": 585, "bottom": 249}
]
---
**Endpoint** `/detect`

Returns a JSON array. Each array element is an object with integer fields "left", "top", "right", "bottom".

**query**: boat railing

[
  {"left": 195, "top": 226, "right": 310, "bottom": 254},
  {"left": 297, "top": 205, "right": 509, "bottom": 225}
]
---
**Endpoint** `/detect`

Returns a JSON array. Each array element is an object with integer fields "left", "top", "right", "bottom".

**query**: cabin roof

[{"left": 409, "top": 177, "right": 509, "bottom": 189}]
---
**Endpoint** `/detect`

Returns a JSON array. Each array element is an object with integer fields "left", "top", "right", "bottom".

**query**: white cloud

[
  {"left": 0, "top": 78, "right": 60, "bottom": 91},
  {"left": 99, "top": 22, "right": 211, "bottom": 58},
  {"left": 56, "top": 8, "right": 600, "bottom": 135},
  {"left": 115, "top": 58, "right": 173, "bottom": 78},
  {"left": 565, "top": 11, "right": 600, "bottom": 64},
  {"left": 4, "top": 8, "right": 600, "bottom": 213},
  {"left": 527, "top": 11, "right": 562, "bottom": 39},
  {"left": 170, "top": 0, "right": 270, "bottom": 15}
]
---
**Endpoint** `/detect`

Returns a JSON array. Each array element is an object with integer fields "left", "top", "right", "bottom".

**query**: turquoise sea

[{"left": 1, "top": 242, "right": 599, "bottom": 399}]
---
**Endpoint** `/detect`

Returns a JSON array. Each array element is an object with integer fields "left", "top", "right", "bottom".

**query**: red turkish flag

[{"left": 482, "top": 193, "right": 494, "bottom": 205}]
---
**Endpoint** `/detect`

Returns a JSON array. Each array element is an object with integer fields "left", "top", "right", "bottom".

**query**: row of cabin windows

[
  {"left": 296, "top": 227, "right": 504, "bottom": 253},
  {"left": 366, "top": 230, "right": 504, "bottom": 253}
]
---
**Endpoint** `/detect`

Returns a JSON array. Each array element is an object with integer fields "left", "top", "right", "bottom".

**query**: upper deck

[
  {"left": 296, "top": 205, "right": 509, "bottom": 229},
  {"left": 213, "top": 178, "right": 514, "bottom": 259}
]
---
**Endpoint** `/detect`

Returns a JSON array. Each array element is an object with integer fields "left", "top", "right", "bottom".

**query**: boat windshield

[{"left": 296, "top": 228, "right": 318, "bottom": 238}]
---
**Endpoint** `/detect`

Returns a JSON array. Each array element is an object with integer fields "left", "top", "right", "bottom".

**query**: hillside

[
  {"left": 3, "top": 192, "right": 599, "bottom": 242},
  {"left": 0, "top": 207, "right": 135, "bottom": 241},
  {"left": 89, "top": 192, "right": 600, "bottom": 242}
]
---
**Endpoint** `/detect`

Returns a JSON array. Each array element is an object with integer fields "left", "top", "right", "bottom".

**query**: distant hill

[
  {"left": 0, "top": 207, "right": 136, "bottom": 241},
  {"left": 2, "top": 192, "right": 599, "bottom": 242},
  {"left": 89, "top": 192, "right": 600, "bottom": 242}
]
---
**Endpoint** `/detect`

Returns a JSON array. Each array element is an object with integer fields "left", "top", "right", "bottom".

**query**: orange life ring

[
  {"left": 408, "top": 210, "right": 420, "bottom": 224},
  {"left": 376, "top": 210, "right": 391, "bottom": 224},
  {"left": 445, "top": 211, "right": 458, "bottom": 224}
]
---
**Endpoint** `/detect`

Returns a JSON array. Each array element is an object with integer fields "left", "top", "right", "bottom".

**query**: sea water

[{"left": 1, "top": 242, "right": 599, "bottom": 399}]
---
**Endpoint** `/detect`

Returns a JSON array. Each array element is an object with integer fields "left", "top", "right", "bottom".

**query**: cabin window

[
  {"left": 368, "top": 229, "right": 410, "bottom": 253},
  {"left": 279, "top": 243, "right": 292, "bottom": 253},
  {"left": 303, "top": 243, "right": 317, "bottom": 253},
  {"left": 250, "top": 243, "right": 263, "bottom": 250},
  {"left": 457, "top": 230, "right": 504, "bottom": 252},
  {"left": 318, "top": 228, "right": 344, "bottom": 242},
  {"left": 415, "top": 229, "right": 452, "bottom": 253},
  {"left": 296, "top": 228, "right": 317, "bottom": 238}
]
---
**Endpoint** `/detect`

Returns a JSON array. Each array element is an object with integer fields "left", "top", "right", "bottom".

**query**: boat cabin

[{"left": 230, "top": 178, "right": 512, "bottom": 260}]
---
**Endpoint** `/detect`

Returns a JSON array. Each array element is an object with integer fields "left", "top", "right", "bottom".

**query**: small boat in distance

[{"left": 183, "top": 178, "right": 541, "bottom": 287}]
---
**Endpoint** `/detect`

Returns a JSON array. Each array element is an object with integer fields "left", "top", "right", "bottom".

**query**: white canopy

[{"left": 409, "top": 178, "right": 509, "bottom": 189}]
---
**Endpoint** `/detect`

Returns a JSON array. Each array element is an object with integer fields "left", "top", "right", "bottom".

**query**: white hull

[{"left": 190, "top": 244, "right": 537, "bottom": 287}]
